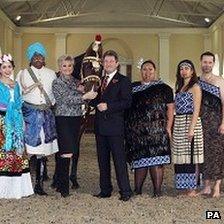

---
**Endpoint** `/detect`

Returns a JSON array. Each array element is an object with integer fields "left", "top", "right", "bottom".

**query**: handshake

[{"left": 82, "top": 86, "right": 98, "bottom": 100}]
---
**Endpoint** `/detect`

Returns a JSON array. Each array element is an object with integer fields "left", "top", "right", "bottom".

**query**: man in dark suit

[{"left": 90, "top": 50, "right": 132, "bottom": 201}]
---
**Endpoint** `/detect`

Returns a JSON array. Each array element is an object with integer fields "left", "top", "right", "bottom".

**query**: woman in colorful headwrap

[
  {"left": 17, "top": 42, "right": 58, "bottom": 195},
  {"left": 125, "top": 60, "right": 174, "bottom": 197},
  {"left": 172, "top": 60, "right": 203, "bottom": 197},
  {"left": 0, "top": 53, "right": 33, "bottom": 199}
]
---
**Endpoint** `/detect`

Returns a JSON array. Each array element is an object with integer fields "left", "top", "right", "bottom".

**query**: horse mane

[{"left": 71, "top": 53, "right": 85, "bottom": 80}]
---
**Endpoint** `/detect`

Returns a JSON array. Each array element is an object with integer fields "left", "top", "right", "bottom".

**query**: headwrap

[
  {"left": 26, "top": 42, "right": 47, "bottom": 61},
  {"left": 179, "top": 62, "right": 192, "bottom": 69}
]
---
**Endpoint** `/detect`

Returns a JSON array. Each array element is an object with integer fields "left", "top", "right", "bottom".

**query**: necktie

[{"left": 101, "top": 75, "right": 109, "bottom": 93}]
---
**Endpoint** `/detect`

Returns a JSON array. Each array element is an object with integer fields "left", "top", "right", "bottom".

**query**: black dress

[{"left": 125, "top": 80, "right": 173, "bottom": 169}]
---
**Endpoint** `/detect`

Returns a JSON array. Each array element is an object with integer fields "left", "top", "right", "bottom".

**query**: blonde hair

[{"left": 57, "top": 55, "right": 75, "bottom": 68}]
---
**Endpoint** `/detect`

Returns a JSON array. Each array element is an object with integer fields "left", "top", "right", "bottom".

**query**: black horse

[{"left": 69, "top": 35, "right": 103, "bottom": 189}]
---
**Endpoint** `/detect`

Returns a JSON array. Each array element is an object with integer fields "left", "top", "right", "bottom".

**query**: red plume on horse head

[
  {"left": 81, "top": 34, "right": 103, "bottom": 92},
  {"left": 95, "top": 34, "right": 102, "bottom": 43}
]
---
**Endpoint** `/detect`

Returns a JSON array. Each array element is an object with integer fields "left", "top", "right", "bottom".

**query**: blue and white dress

[{"left": 172, "top": 91, "right": 204, "bottom": 190}]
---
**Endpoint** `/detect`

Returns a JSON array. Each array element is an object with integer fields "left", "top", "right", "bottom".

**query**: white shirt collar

[
  {"left": 105, "top": 70, "right": 117, "bottom": 84},
  {"left": 142, "top": 81, "right": 151, "bottom": 85},
  {"left": 106, "top": 70, "right": 117, "bottom": 78}
]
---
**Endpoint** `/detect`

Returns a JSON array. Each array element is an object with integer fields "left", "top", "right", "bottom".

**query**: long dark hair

[{"left": 175, "top": 59, "right": 198, "bottom": 93}]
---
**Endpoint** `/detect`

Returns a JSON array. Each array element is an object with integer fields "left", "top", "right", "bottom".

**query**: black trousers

[{"left": 96, "top": 134, "right": 132, "bottom": 196}]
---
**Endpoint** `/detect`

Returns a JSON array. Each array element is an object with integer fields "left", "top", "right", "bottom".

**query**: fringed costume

[{"left": 125, "top": 80, "right": 173, "bottom": 169}]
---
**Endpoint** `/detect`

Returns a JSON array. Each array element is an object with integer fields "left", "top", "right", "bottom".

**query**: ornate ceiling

[{"left": 0, "top": 0, "right": 223, "bottom": 28}]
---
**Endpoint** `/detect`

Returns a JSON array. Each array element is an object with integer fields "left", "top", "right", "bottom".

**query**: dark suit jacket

[{"left": 90, "top": 72, "right": 132, "bottom": 136}]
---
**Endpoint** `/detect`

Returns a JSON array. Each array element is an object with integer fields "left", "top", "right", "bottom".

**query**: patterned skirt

[
  {"left": 201, "top": 107, "right": 224, "bottom": 180},
  {"left": 132, "top": 155, "right": 170, "bottom": 169},
  {"left": 0, "top": 114, "right": 33, "bottom": 198},
  {"left": 172, "top": 114, "right": 204, "bottom": 189}
]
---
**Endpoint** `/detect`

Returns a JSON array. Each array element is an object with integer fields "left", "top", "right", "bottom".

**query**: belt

[
  {"left": 24, "top": 101, "right": 51, "bottom": 111},
  {"left": 0, "top": 110, "right": 6, "bottom": 116}
]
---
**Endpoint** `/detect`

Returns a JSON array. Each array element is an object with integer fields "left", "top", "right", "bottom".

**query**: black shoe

[
  {"left": 93, "top": 192, "right": 111, "bottom": 198},
  {"left": 34, "top": 184, "right": 48, "bottom": 196},
  {"left": 61, "top": 191, "right": 70, "bottom": 198},
  {"left": 70, "top": 178, "right": 80, "bottom": 189},
  {"left": 56, "top": 186, "right": 70, "bottom": 197},
  {"left": 119, "top": 194, "right": 132, "bottom": 201}
]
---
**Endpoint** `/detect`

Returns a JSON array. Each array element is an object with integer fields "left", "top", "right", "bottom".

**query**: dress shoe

[
  {"left": 93, "top": 192, "right": 111, "bottom": 198},
  {"left": 34, "top": 184, "right": 48, "bottom": 196},
  {"left": 61, "top": 192, "right": 70, "bottom": 198},
  {"left": 119, "top": 194, "right": 132, "bottom": 201}
]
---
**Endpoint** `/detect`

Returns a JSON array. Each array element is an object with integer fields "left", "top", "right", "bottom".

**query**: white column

[
  {"left": 55, "top": 33, "right": 67, "bottom": 67},
  {"left": 14, "top": 32, "right": 22, "bottom": 76},
  {"left": 158, "top": 33, "right": 170, "bottom": 83},
  {"left": 203, "top": 33, "right": 212, "bottom": 52},
  {"left": 219, "top": 53, "right": 223, "bottom": 76}
]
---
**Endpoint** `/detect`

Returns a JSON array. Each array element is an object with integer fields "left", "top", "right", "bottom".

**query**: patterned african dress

[
  {"left": 125, "top": 80, "right": 173, "bottom": 169},
  {"left": 199, "top": 80, "right": 224, "bottom": 180},
  {"left": 173, "top": 91, "right": 204, "bottom": 190},
  {"left": 0, "top": 81, "right": 33, "bottom": 199}
]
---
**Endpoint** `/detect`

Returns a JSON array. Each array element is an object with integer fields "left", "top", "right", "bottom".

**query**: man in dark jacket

[{"left": 90, "top": 50, "right": 132, "bottom": 201}]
